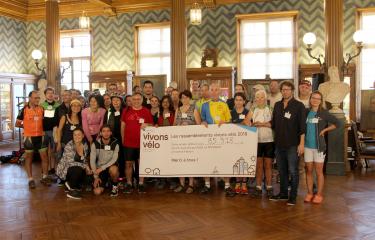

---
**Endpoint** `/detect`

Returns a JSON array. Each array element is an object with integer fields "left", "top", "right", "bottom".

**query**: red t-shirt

[{"left": 121, "top": 107, "right": 153, "bottom": 148}]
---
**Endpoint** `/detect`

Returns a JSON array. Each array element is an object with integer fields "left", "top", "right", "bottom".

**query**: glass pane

[
  {"left": 269, "top": 20, "right": 293, "bottom": 48},
  {"left": 241, "top": 22, "right": 266, "bottom": 49},
  {"left": 140, "top": 57, "right": 162, "bottom": 75},
  {"left": 361, "top": 48, "right": 375, "bottom": 89},
  {"left": 241, "top": 53, "right": 266, "bottom": 79},
  {"left": 268, "top": 52, "right": 293, "bottom": 79}
]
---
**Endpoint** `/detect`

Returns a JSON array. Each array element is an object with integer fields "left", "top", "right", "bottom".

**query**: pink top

[{"left": 81, "top": 107, "right": 106, "bottom": 142}]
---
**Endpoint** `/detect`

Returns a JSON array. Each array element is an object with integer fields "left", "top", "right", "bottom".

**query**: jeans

[{"left": 276, "top": 146, "right": 299, "bottom": 199}]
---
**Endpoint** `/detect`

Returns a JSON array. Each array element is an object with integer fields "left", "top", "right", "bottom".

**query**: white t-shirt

[
  {"left": 251, "top": 106, "right": 274, "bottom": 143},
  {"left": 296, "top": 97, "right": 310, "bottom": 108}
]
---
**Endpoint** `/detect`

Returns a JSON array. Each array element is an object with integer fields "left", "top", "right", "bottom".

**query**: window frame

[
  {"left": 236, "top": 11, "right": 298, "bottom": 82},
  {"left": 60, "top": 29, "right": 92, "bottom": 92},
  {"left": 134, "top": 22, "right": 171, "bottom": 78}
]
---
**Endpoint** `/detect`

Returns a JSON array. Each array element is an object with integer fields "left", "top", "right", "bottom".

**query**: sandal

[{"left": 174, "top": 184, "right": 184, "bottom": 193}]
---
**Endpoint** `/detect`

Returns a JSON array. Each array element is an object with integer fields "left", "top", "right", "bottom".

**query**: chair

[{"left": 351, "top": 121, "right": 375, "bottom": 168}]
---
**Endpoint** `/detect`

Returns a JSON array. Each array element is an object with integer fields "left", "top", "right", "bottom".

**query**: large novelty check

[{"left": 139, "top": 124, "right": 258, "bottom": 177}]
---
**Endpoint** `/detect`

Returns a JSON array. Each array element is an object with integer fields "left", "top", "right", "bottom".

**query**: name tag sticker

[
  {"left": 44, "top": 110, "right": 55, "bottom": 118},
  {"left": 311, "top": 118, "right": 319, "bottom": 123},
  {"left": 164, "top": 113, "right": 170, "bottom": 118},
  {"left": 104, "top": 145, "right": 111, "bottom": 151},
  {"left": 239, "top": 114, "right": 245, "bottom": 120},
  {"left": 115, "top": 111, "right": 120, "bottom": 116},
  {"left": 147, "top": 99, "right": 151, "bottom": 104},
  {"left": 182, "top": 113, "right": 188, "bottom": 118},
  {"left": 139, "top": 118, "right": 145, "bottom": 124},
  {"left": 70, "top": 125, "right": 76, "bottom": 131},
  {"left": 284, "top": 112, "right": 291, "bottom": 119}
]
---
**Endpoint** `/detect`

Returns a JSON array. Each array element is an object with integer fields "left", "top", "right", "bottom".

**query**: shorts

[
  {"left": 23, "top": 136, "right": 48, "bottom": 153},
  {"left": 44, "top": 130, "right": 55, "bottom": 149},
  {"left": 257, "top": 142, "right": 275, "bottom": 158},
  {"left": 304, "top": 147, "right": 325, "bottom": 163},
  {"left": 124, "top": 147, "right": 140, "bottom": 162}
]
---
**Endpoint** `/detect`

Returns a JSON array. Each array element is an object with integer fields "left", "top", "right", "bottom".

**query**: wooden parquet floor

[{"left": 1, "top": 153, "right": 375, "bottom": 239}]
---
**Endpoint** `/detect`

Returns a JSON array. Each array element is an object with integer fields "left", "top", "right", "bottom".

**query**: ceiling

[{"left": 0, "top": 0, "right": 271, "bottom": 21}]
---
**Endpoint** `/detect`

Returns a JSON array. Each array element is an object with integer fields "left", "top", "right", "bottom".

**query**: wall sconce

[
  {"left": 303, "top": 32, "right": 325, "bottom": 72},
  {"left": 190, "top": 2, "right": 202, "bottom": 25},
  {"left": 31, "top": 49, "right": 46, "bottom": 79},
  {"left": 79, "top": 11, "right": 90, "bottom": 29},
  {"left": 31, "top": 49, "right": 70, "bottom": 81},
  {"left": 342, "top": 30, "right": 364, "bottom": 74}
]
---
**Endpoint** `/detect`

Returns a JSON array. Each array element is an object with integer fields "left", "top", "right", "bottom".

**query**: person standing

[
  {"left": 142, "top": 80, "right": 154, "bottom": 109},
  {"left": 191, "top": 80, "right": 201, "bottom": 101},
  {"left": 226, "top": 84, "right": 247, "bottom": 110},
  {"left": 103, "top": 93, "right": 112, "bottom": 111},
  {"left": 150, "top": 96, "right": 160, "bottom": 125},
  {"left": 82, "top": 95, "right": 106, "bottom": 145},
  {"left": 200, "top": 83, "right": 232, "bottom": 196},
  {"left": 171, "top": 89, "right": 180, "bottom": 111},
  {"left": 121, "top": 93, "right": 153, "bottom": 194},
  {"left": 55, "top": 89, "right": 72, "bottom": 120},
  {"left": 90, "top": 125, "right": 120, "bottom": 197},
  {"left": 297, "top": 80, "right": 312, "bottom": 108},
  {"left": 268, "top": 80, "right": 282, "bottom": 108},
  {"left": 16, "top": 91, "right": 50, "bottom": 188},
  {"left": 173, "top": 90, "right": 200, "bottom": 194},
  {"left": 270, "top": 81, "right": 306, "bottom": 206},
  {"left": 304, "top": 91, "right": 339, "bottom": 204}
]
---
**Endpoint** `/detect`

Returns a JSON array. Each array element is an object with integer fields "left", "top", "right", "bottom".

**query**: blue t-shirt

[{"left": 305, "top": 111, "right": 317, "bottom": 149}]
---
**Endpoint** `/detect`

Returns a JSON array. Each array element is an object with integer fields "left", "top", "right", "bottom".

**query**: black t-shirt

[
  {"left": 231, "top": 108, "right": 249, "bottom": 124},
  {"left": 142, "top": 96, "right": 152, "bottom": 109}
]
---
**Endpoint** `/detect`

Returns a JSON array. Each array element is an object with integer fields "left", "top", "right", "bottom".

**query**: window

[
  {"left": 359, "top": 12, "right": 375, "bottom": 90},
  {"left": 136, "top": 23, "right": 171, "bottom": 83},
  {"left": 237, "top": 13, "right": 296, "bottom": 80},
  {"left": 60, "top": 31, "right": 91, "bottom": 93}
]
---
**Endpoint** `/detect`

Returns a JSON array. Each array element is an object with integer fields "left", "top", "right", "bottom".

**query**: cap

[{"left": 299, "top": 80, "right": 311, "bottom": 86}]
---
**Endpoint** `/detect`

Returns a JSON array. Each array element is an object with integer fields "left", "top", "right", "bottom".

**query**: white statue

[
  {"left": 318, "top": 66, "right": 350, "bottom": 114},
  {"left": 37, "top": 78, "right": 47, "bottom": 103}
]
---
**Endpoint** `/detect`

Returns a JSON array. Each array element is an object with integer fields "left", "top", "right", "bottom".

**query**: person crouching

[{"left": 90, "top": 125, "right": 120, "bottom": 197}]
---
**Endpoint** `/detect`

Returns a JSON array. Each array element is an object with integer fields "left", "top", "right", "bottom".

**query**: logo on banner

[{"left": 142, "top": 132, "right": 169, "bottom": 149}]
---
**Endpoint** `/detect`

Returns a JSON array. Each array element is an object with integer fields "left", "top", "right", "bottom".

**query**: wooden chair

[{"left": 351, "top": 121, "right": 375, "bottom": 168}]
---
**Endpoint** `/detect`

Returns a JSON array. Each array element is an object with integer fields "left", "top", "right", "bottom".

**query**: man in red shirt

[
  {"left": 121, "top": 92, "right": 153, "bottom": 194},
  {"left": 16, "top": 91, "right": 50, "bottom": 189}
]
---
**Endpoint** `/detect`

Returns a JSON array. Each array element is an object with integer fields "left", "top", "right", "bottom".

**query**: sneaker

[
  {"left": 185, "top": 185, "right": 194, "bottom": 194},
  {"left": 234, "top": 183, "right": 241, "bottom": 194},
  {"left": 57, "top": 179, "right": 65, "bottom": 187},
  {"left": 40, "top": 177, "right": 52, "bottom": 187},
  {"left": 123, "top": 183, "right": 133, "bottom": 194},
  {"left": 287, "top": 198, "right": 296, "bottom": 206},
  {"left": 312, "top": 194, "right": 323, "bottom": 204},
  {"left": 269, "top": 194, "right": 289, "bottom": 201},
  {"left": 304, "top": 194, "right": 314, "bottom": 203},
  {"left": 266, "top": 187, "right": 273, "bottom": 197},
  {"left": 65, "top": 181, "right": 72, "bottom": 191},
  {"left": 28, "top": 180, "right": 36, "bottom": 189},
  {"left": 110, "top": 185, "right": 119, "bottom": 197},
  {"left": 138, "top": 184, "right": 146, "bottom": 194},
  {"left": 48, "top": 173, "right": 58, "bottom": 183},
  {"left": 225, "top": 187, "right": 236, "bottom": 197},
  {"left": 240, "top": 185, "right": 248, "bottom": 195},
  {"left": 67, "top": 190, "right": 82, "bottom": 200},
  {"left": 174, "top": 184, "right": 184, "bottom": 193},
  {"left": 253, "top": 187, "right": 262, "bottom": 198},
  {"left": 200, "top": 185, "right": 210, "bottom": 194}
]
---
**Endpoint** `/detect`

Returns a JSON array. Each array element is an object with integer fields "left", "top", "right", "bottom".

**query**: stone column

[
  {"left": 171, "top": 0, "right": 187, "bottom": 91},
  {"left": 324, "top": 0, "right": 346, "bottom": 175},
  {"left": 46, "top": 0, "right": 61, "bottom": 94}
]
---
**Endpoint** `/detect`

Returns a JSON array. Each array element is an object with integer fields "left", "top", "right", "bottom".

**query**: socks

[
  {"left": 205, "top": 181, "right": 210, "bottom": 188},
  {"left": 225, "top": 182, "right": 230, "bottom": 189},
  {"left": 266, "top": 185, "right": 273, "bottom": 190},
  {"left": 256, "top": 185, "right": 262, "bottom": 190},
  {"left": 42, "top": 174, "right": 48, "bottom": 179}
]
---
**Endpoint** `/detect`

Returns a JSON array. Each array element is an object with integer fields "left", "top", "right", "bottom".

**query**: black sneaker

[
  {"left": 123, "top": 183, "right": 133, "bottom": 194},
  {"left": 138, "top": 184, "right": 146, "bottom": 194},
  {"left": 28, "top": 180, "right": 36, "bottom": 189},
  {"left": 40, "top": 177, "right": 52, "bottom": 186},
  {"left": 67, "top": 190, "right": 82, "bottom": 200},
  {"left": 287, "top": 198, "right": 296, "bottom": 206},
  {"left": 253, "top": 187, "right": 262, "bottom": 198},
  {"left": 225, "top": 187, "right": 236, "bottom": 197},
  {"left": 266, "top": 188, "right": 273, "bottom": 198},
  {"left": 110, "top": 185, "right": 119, "bottom": 197},
  {"left": 200, "top": 185, "right": 211, "bottom": 194},
  {"left": 269, "top": 194, "right": 288, "bottom": 201}
]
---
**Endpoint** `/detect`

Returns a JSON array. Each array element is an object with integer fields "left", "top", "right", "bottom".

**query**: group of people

[{"left": 16, "top": 79, "right": 339, "bottom": 205}]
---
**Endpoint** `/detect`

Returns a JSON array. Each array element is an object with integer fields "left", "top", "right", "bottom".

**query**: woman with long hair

[
  {"left": 304, "top": 91, "right": 339, "bottom": 204},
  {"left": 82, "top": 95, "right": 106, "bottom": 145}
]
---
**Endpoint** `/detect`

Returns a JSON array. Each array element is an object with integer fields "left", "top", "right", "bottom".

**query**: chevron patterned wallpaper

[
  {"left": 0, "top": 0, "right": 372, "bottom": 74},
  {"left": 0, "top": 16, "right": 27, "bottom": 73}
]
